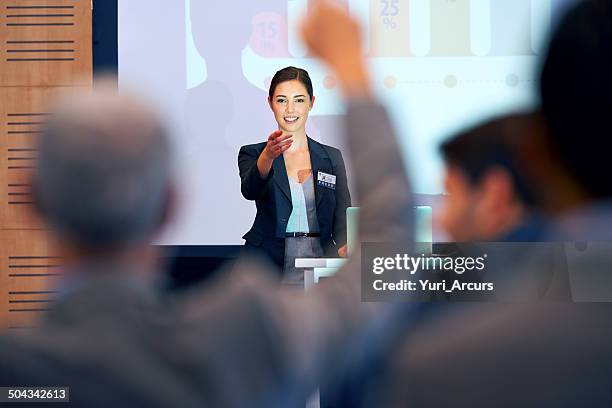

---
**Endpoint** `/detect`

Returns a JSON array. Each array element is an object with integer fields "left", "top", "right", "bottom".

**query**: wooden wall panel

[
  {"left": 0, "top": 0, "right": 92, "bottom": 329},
  {"left": 0, "top": 230, "right": 61, "bottom": 329},
  {"left": 0, "top": 0, "right": 92, "bottom": 86}
]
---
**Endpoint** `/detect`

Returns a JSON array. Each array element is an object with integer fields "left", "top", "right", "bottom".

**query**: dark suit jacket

[
  {"left": 328, "top": 220, "right": 612, "bottom": 408},
  {"left": 0, "top": 272, "right": 296, "bottom": 408},
  {"left": 238, "top": 137, "right": 351, "bottom": 266}
]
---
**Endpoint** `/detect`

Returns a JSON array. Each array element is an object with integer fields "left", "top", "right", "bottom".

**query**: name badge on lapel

[{"left": 317, "top": 171, "right": 336, "bottom": 190}]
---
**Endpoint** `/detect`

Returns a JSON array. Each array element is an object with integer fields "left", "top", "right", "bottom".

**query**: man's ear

[
  {"left": 480, "top": 167, "right": 516, "bottom": 212},
  {"left": 154, "top": 183, "right": 177, "bottom": 237}
]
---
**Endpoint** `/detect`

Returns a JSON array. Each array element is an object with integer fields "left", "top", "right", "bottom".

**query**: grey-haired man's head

[{"left": 33, "top": 90, "right": 172, "bottom": 251}]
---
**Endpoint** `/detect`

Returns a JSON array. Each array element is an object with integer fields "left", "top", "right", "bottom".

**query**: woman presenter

[{"left": 238, "top": 66, "right": 351, "bottom": 284}]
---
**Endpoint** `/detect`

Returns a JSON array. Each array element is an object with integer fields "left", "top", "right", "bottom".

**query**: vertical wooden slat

[{"left": 0, "top": 0, "right": 92, "bottom": 329}]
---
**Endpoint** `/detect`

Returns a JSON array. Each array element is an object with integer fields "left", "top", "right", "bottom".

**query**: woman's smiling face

[{"left": 269, "top": 80, "right": 314, "bottom": 134}]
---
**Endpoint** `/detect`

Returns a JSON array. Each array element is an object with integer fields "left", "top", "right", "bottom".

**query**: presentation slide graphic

[
  {"left": 223, "top": 0, "right": 568, "bottom": 59},
  {"left": 185, "top": 0, "right": 573, "bottom": 124},
  {"left": 119, "top": 0, "right": 575, "bottom": 244}
]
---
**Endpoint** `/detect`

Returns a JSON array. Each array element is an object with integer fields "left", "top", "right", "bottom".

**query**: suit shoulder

[
  {"left": 316, "top": 141, "right": 344, "bottom": 163},
  {"left": 239, "top": 142, "right": 267, "bottom": 155}
]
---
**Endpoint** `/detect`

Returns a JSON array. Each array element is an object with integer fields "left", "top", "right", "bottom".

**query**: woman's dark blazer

[{"left": 238, "top": 137, "right": 351, "bottom": 267}]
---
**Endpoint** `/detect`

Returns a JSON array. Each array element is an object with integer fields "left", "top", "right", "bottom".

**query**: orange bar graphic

[{"left": 369, "top": 0, "right": 411, "bottom": 57}]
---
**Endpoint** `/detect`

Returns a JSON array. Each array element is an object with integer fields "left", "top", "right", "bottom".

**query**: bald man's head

[{"left": 33, "top": 89, "right": 172, "bottom": 250}]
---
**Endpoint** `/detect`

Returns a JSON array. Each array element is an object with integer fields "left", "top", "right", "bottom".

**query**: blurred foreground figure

[
  {"left": 328, "top": 1, "right": 612, "bottom": 407},
  {"left": 439, "top": 112, "right": 542, "bottom": 242},
  {"left": 0, "top": 13, "right": 413, "bottom": 406}
]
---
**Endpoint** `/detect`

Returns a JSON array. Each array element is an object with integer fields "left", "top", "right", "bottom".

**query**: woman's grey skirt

[{"left": 282, "top": 236, "right": 324, "bottom": 286}]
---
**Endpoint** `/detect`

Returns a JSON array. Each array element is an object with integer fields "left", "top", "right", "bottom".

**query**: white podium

[
  {"left": 295, "top": 258, "right": 347, "bottom": 290},
  {"left": 295, "top": 257, "right": 346, "bottom": 408}
]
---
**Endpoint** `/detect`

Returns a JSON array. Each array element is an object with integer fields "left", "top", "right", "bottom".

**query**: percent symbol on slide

[{"left": 383, "top": 17, "right": 397, "bottom": 29}]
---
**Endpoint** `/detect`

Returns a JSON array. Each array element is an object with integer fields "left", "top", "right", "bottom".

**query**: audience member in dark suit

[
  {"left": 239, "top": 66, "right": 351, "bottom": 283},
  {"left": 437, "top": 112, "right": 571, "bottom": 302},
  {"left": 387, "top": 1, "right": 612, "bottom": 401},
  {"left": 0, "top": 7, "right": 414, "bottom": 404},
  {"left": 326, "top": 1, "right": 612, "bottom": 407}
]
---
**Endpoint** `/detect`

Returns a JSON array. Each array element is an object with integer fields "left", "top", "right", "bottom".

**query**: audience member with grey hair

[
  {"left": 34, "top": 91, "right": 172, "bottom": 250},
  {"left": 0, "top": 4, "right": 415, "bottom": 405}
]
